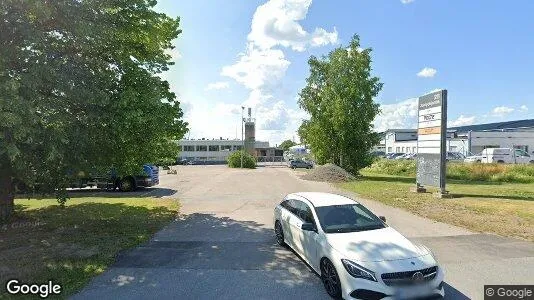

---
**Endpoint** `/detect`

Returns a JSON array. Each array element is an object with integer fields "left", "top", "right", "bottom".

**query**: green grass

[
  {"left": 365, "top": 159, "right": 534, "bottom": 183},
  {"left": 340, "top": 171, "right": 534, "bottom": 241},
  {"left": 0, "top": 197, "right": 179, "bottom": 298}
]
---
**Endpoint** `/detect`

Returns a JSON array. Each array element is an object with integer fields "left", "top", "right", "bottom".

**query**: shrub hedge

[
  {"left": 364, "top": 159, "right": 534, "bottom": 183},
  {"left": 227, "top": 150, "right": 256, "bottom": 169}
]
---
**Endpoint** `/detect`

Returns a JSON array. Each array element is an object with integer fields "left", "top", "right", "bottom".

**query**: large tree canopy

[
  {"left": 0, "top": 0, "right": 188, "bottom": 219},
  {"left": 298, "top": 35, "right": 382, "bottom": 174},
  {"left": 279, "top": 139, "right": 297, "bottom": 151}
]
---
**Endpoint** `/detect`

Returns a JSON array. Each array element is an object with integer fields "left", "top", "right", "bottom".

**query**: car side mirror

[
  {"left": 379, "top": 216, "right": 387, "bottom": 223},
  {"left": 301, "top": 222, "right": 316, "bottom": 232}
]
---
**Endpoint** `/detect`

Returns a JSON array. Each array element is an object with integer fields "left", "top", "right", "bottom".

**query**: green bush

[
  {"left": 364, "top": 159, "right": 416, "bottom": 176},
  {"left": 364, "top": 159, "right": 534, "bottom": 183},
  {"left": 227, "top": 150, "right": 256, "bottom": 169}
]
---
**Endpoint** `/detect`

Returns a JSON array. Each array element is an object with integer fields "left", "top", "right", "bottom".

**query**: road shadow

[
  {"left": 362, "top": 175, "right": 416, "bottom": 184},
  {"left": 362, "top": 175, "right": 511, "bottom": 187},
  {"left": 450, "top": 193, "right": 534, "bottom": 201},
  {"left": 444, "top": 282, "right": 471, "bottom": 299},
  {"left": 74, "top": 212, "right": 328, "bottom": 299},
  {"left": 15, "top": 187, "right": 177, "bottom": 200}
]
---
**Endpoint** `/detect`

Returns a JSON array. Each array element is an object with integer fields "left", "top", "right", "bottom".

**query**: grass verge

[
  {"left": 339, "top": 172, "right": 534, "bottom": 241},
  {"left": 365, "top": 159, "right": 534, "bottom": 183},
  {"left": 0, "top": 196, "right": 179, "bottom": 298}
]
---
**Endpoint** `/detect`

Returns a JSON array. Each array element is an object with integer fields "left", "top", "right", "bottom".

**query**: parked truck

[{"left": 66, "top": 164, "right": 160, "bottom": 192}]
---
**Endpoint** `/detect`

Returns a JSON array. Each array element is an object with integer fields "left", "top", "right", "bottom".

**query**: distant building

[
  {"left": 381, "top": 119, "right": 534, "bottom": 156},
  {"left": 177, "top": 138, "right": 269, "bottom": 164}
]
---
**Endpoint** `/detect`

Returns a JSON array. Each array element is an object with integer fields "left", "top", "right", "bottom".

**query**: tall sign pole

[
  {"left": 241, "top": 106, "right": 245, "bottom": 168},
  {"left": 415, "top": 89, "right": 448, "bottom": 197}
]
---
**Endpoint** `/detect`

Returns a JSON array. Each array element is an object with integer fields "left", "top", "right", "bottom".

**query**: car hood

[{"left": 326, "top": 227, "right": 429, "bottom": 262}]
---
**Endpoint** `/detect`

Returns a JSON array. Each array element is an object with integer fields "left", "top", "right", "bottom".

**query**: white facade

[
  {"left": 177, "top": 139, "right": 270, "bottom": 162},
  {"left": 384, "top": 128, "right": 534, "bottom": 156},
  {"left": 467, "top": 130, "right": 534, "bottom": 155}
]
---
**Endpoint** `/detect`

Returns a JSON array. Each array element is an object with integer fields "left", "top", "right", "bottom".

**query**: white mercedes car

[{"left": 273, "top": 192, "right": 444, "bottom": 300}]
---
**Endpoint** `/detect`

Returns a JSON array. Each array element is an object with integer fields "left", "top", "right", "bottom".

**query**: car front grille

[{"left": 381, "top": 266, "right": 438, "bottom": 287}]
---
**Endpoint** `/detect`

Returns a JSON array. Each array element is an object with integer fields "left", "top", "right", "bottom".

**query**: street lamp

[{"left": 241, "top": 106, "right": 245, "bottom": 168}]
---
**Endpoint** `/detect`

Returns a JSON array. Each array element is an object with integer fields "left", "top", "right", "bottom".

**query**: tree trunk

[{"left": 0, "top": 165, "right": 14, "bottom": 221}]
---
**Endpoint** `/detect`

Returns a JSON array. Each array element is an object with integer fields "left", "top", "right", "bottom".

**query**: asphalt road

[{"left": 73, "top": 166, "right": 534, "bottom": 300}]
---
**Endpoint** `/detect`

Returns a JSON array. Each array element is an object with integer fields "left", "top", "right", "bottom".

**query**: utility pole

[{"left": 241, "top": 106, "right": 245, "bottom": 168}]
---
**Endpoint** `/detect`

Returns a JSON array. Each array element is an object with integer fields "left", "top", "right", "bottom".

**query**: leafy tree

[
  {"left": 227, "top": 151, "right": 256, "bottom": 169},
  {"left": 0, "top": 0, "right": 188, "bottom": 219},
  {"left": 279, "top": 139, "right": 297, "bottom": 151},
  {"left": 298, "top": 35, "right": 383, "bottom": 174}
]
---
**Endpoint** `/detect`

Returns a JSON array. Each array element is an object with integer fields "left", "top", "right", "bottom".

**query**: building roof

[
  {"left": 381, "top": 119, "right": 534, "bottom": 135},
  {"left": 449, "top": 119, "right": 534, "bottom": 133},
  {"left": 289, "top": 192, "right": 358, "bottom": 207},
  {"left": 383, "top": 129, "right": 417, "bottom": 133}
]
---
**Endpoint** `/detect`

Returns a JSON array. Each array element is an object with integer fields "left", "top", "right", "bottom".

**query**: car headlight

[{"left": 341, "top": 259, "right": 377, "bottom": 282}]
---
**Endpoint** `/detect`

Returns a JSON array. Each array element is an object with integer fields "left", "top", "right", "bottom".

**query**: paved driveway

[{"left": 73, "top": 166, "right": 534, "bottom": 300}]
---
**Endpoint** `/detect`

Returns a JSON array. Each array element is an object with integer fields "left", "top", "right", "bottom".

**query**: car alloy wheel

[
  {"left": 321, "top": 258, "right": 342, "bottom": 299},
  {"left": 275, "top": 221, "right": 285, "bottom": 246}
]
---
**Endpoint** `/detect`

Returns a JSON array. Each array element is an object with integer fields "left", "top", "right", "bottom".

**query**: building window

[
  {"left": 196, "top": 145, "right": 207, "bottom": 151},
  {"left": 221, "top": 145, "right": 232, "bottom": 151},
  {"left": 233, "top": 145, "right": 242, "bottom": 151},
  {"left": 183, "top": 145, "right": 195, "bottom": 152},
  {"left": 450, "top": 146, "right": 458, "bottom": 152},
  {"left": 396, "top": 147, "right": 400, "bottom": 153},
  {"left": 208, "top": 145, "right": 219, "bottom": 151},
  {"left": 412, "top": 147, "right": 416, "bottom": 153},
  {"left": 387, "top": 147, "right": 392, "bottom": 153},
  {"left": 514, "top": 145, "right": 529, "bottom": 153}
]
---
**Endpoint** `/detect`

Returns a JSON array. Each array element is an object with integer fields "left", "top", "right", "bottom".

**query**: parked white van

[{"left": 464, "top": 148, "right": 533, "bottom": 164}]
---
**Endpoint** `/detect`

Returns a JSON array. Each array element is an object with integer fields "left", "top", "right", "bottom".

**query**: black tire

[
  {"left": 476, "top": 160, "right": 481, "bottom": 163},
  {"left": 530, "top": 160, "right": 534, "bottom": 164},
  {"left": 497, "top": 160, "right": 505, "bottom": 163},
  {"left": 320, "top": 258, "right": 342, "bottom": 299},
  {"left": 119, "top": 177, "right": 135, "bottom": 192},
  {"left": 274, "top": 221, "right": 286, "bottom": 247}
]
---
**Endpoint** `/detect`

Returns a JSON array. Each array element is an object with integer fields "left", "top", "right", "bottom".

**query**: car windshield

[{"left": 315, "top": 204, "right": 386, "bottom": 233}]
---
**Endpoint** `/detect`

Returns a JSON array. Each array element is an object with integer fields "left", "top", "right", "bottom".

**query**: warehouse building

[
  {"left": 177, "top": 138, "right": 270, "bottom": 164},
  {"left": 381, "top": 119, "right": 534, "bottom": 156}
]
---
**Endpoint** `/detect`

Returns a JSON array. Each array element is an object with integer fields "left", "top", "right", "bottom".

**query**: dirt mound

[{"left": 301, "top": 163, "right": 356, "bottom": 182}]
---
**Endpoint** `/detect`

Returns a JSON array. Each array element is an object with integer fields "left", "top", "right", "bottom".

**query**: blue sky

[{"left": 156, "top": 0, "right": 534, "bottom": 145}]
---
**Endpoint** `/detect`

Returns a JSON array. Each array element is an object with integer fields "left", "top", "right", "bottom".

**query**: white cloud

[
  {"left": 248, "top": 0, "right": 338, "bottom": 52},
  {"left": 257, "top": 101, "right": 290, "bottom": 130},
  {"left": 221, "top": 46, "right": 290, "bottom": 90},
  {"left": 519, "top": 105, "right": 528, "bottom": 112},
  {"left": 216, "top": 0, "right": 335, "bottom": 144},
  {"left": 373, "top": 98, "right": 418, "bottom": 132},
  {"left": 449, "top": 115, "right": 476, "bottom": 127},
  {"left": 492, "top": 106, "right": 514, "bottom": 116},
  {"left": 213, "top": 103, "right": 242, "bottom": 116},
  {"left": 206, "top": 81, "right": 230, "bottom": 91},
  {"left": 417, "top": 67, "right": 437, "bottom": 78},
  {"left": 401, "top": 0, "right": 415, "bottom": 4}
]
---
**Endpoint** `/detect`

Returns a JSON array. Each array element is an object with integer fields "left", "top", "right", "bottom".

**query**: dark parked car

[
  {"left": 386, "top": 153, "right": 405, "bottom": 159},
  {"left": 289, "top": 160, "right": 313, "bottom": 169}
]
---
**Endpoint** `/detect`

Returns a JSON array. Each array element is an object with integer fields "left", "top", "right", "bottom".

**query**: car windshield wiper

[
  {"left": 358, "top": 225, "right": 385, "bottom": 231},
  {"left": 325, "top": 224, "right": 385, "bottom": 233}
]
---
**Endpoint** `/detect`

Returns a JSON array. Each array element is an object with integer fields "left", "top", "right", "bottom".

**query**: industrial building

[
  {"left": 177, "top": 108, "right": 283, "bottom": 164},
  {"left": 380, "top": 119, "right": 534, "bottom": 156},
  {"left": 177, "top": 138, "right": 270, "bottom": 163}
]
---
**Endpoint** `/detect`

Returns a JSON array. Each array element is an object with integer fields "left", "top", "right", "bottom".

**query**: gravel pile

[{"left": 301, "top": 163, "right": 356, "bottom": 182}]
